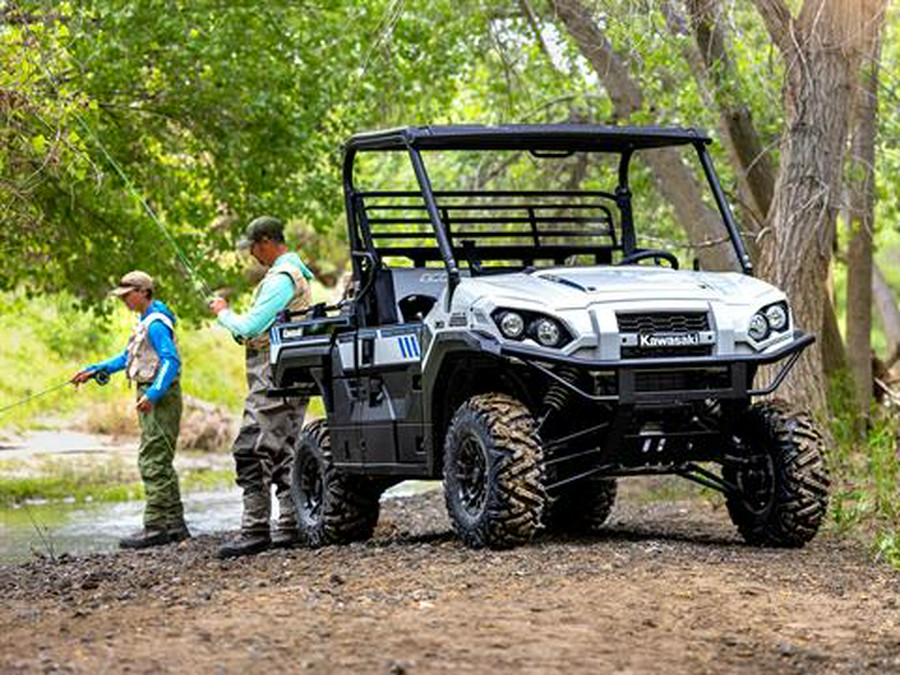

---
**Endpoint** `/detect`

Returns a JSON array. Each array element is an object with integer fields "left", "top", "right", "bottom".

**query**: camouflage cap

[
  {"left": 110, "top": 270, "right": 154, "bottom": 296},
  {"left": 237, "top": 215, "right": 284, "bottom": 250}
]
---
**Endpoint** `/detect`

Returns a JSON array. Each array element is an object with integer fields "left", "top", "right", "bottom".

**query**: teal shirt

[{"left": 217, "top": 252, "right": 313, "bottom": 339}]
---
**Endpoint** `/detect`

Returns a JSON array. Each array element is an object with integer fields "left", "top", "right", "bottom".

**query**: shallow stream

[{"left": 0, "top": 429, "right": 439, "bottom": 563}]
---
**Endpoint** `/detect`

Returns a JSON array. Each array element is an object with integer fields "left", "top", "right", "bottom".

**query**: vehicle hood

[{"left": 456, "top": 266, "right": 779, "bottom": 310}]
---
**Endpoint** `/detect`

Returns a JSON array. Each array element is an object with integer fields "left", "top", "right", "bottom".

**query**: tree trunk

[
  {"left": 822, "top": 295, "right": 848, "bottom": 377},
  {"left": 675, "top": 0, "right": 851, "bottom": 385},
  {"left": 549, "top": 0, "right": 738, "bottom": 271},
  {"left": 681, "top": 0, "right": 776, "bottom": 239},
  {"left": 752, "top": 0, "right": 877, "bottom": 414},
  {"left": 845, "top": 20, "right": 883, "bottom": 418}
]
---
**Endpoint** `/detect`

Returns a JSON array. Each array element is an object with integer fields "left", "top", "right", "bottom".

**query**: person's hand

[
  {"left": 209, "top": 297, "right": 228, "bottom": 315},
  {"left": 72, "top": 369, "right": 94, "bottom": 385},
  {"left": 136, "top": 395, "right": 153, "bottom": 414}
]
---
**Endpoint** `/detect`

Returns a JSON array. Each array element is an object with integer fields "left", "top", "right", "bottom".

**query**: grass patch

[
  {"left": 180, "top": 468, "right": 235, "bottom": 492},
  {"left": 826, "top": 373, "right": 900, "bottom": 568},
  {"left": 0, "top": 476, "right": 144, "bottom": 507},
  {"left": 0, "top": 453, "right": 235, "bottom": 506},
  {"left": 0, "top": 466, "right": 235, "bottom": 507}
]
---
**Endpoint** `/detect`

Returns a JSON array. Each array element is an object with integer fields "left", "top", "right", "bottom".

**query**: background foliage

[{"left": 1, "top": 0, "right": 899, "bottom": 561}]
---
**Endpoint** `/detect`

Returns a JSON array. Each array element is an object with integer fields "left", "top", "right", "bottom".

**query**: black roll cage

[{"left": 342, "top": 124, "right": 754, "bottom": 304}]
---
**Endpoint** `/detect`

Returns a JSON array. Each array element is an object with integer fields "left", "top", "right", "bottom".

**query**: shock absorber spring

[{"left": 541, "top": 366, "right": 579, "bottom": 416}]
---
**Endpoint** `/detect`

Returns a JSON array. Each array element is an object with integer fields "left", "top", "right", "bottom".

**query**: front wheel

[
  {"left": 723, "top": 401, "right": 829, "bottom": 547},
  {"left": 291, "top": 420, "right": 380, "bottom": 547},
  {"left": 443, "top": 393, "right": 546, "bottom": 549}
]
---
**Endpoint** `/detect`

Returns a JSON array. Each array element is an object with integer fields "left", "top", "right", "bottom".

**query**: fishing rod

[{"left": 0, "top": 371, "right": 109, "bottom": 417}]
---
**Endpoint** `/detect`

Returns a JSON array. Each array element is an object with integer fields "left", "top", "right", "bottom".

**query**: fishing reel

[{"left": 89, "top": 371, "right": 110, "bottom": 386}]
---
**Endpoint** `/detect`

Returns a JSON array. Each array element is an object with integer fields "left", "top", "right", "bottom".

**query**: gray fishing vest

[{"left": 126, "top": 312, "right": 177, "bottom": 384}]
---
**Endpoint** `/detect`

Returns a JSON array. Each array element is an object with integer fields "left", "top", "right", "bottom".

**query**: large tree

[
  {"left": 752, "top": 0, "right": 885, "bottom": 413},
  {"left": 845, "top": 5, "right": 887, "bottom": 418},
  {"left": 0, "top": 1, "right": 488, "bottom": 315}
]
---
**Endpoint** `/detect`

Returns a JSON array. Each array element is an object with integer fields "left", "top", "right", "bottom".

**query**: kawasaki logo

[{"left": 638, "top": 332, "right": 701, "bottom": 348}]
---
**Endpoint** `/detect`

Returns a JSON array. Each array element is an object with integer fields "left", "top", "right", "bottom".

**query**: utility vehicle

[{"left": 269, "top": 124, "right": 829, "bottom": 549}]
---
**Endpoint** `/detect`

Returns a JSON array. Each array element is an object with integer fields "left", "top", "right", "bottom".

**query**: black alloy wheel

[{"left": 443, "top": 393, "right": 546, "bottom": 549}]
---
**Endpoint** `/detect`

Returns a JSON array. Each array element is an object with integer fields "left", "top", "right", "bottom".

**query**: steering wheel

[{"left": 617, "top": 249, "right": 679, "bottom": 269}]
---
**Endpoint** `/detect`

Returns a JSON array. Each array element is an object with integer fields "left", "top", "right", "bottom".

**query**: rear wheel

[
  {"left": 443, "top": 393, "right": 546, "bottom": 549},
  {"left": 545, "top": 477, "right": 617, "bottom": 533},
  {"left": 723, "top": 401, "right": 829, "bottom": 547},
  {"left": 291, "top": 420, "right": 381, "bottom": 547}
]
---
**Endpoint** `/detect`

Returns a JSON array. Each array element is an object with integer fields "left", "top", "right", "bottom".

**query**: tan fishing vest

[
  {"left": 244, "top": 262, "right": 312, "bottom": 350},
  {"left": 126, "top": 312, "right": 178, "bottom": 384}
]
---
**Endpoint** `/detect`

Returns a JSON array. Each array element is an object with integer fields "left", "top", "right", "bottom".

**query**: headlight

[
  {"left": 498, "top": 311, "right": 525, "bottom": 339},
  {"left": 747, "top": 301, "right": 790, "bottom": 342},
  {"left": 748, "top": 313, "right": 769, "bottom": 341},
  {"left": 534, "top": 318, "right": 561, "bottom": 347},
  {"left": 491, "top": 308, "right": 572, "bottom": 348},
  {"left": 765, "top": 303, "right": 788, "bottom": 331}
]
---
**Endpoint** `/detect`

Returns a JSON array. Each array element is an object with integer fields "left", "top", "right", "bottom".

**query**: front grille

[
  {"left": 634, "top": 368, "right": 730, "bottom": 392},
  {"left": 616, "top": 312, "right": 710, "bottom": 334},
  {"left": 621, "top": 345, "right": 713, "bottom": 359}
]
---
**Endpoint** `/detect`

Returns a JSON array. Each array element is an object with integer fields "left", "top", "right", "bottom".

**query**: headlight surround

[
  {"left": 748, "top": 301, "right": 790, "bottom": 342},
  {"left": 491, "top": 309, "right": 572, "bottom": 348}
]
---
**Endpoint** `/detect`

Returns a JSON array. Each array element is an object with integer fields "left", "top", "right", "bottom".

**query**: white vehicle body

[{"left": 267, "top": 125, "right": 827, "bottom": 551}]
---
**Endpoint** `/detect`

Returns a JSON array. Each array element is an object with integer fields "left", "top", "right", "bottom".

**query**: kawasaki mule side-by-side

[{"left": 268, "top": 125, "right": 829, "bottom": 549}]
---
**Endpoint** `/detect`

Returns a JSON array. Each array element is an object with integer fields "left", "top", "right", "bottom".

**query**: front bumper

[{"left": 501, "top": 330, "right": 814, "bottom": 404}]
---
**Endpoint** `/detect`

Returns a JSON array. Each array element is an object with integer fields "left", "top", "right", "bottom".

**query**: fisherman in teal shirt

[{"left": 210, "top": 216, "right": 313, "bottom": 558}]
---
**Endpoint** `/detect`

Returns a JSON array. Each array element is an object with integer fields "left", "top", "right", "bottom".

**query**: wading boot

[
  {"left": 119, "top": 527, "right": 171, "bottom": 550},
  {"left": 218, "top": 533, "right": 271, "bottom": 558},
  {"left": 272, "top": 490, "right": 300, "bottom": 549},
  {"left": 218, "top": 489, "right": 271, "bottom": 559},
  {"left": 168, "top": 519, "right": 192, "bottom": 543}
]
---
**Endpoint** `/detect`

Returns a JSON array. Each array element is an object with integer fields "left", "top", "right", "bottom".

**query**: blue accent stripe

[{"left": 395, "top": 335, "right": 421, "bottom": 359}]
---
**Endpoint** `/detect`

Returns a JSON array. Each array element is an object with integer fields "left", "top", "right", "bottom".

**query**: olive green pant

[{"left": 137, "top": 382, "right": 185, "bottom": 529}]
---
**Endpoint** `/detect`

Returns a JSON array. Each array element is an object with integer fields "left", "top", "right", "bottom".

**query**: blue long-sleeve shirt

[
  {"left": 87, "top": 300, "right": 180, "bottom": 404},
  {"left": 217, "top": 252, "right": 312, "bottom": 339}
]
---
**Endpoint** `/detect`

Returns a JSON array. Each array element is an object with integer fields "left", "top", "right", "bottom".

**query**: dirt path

[{"left": 1, "top": 486, "right": 898, "bottom": 674}]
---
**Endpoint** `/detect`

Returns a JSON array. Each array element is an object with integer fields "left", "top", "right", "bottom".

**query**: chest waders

[{"left": 220, "top": 264, "right": 311, "bottom": 558}]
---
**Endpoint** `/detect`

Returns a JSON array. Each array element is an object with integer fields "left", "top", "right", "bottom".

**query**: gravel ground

[{"left": 1, "top": 485, "right": 899, "bottom": 674}]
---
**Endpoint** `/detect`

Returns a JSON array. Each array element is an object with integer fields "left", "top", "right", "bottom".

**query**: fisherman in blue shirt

[
  {"left": 73, "top": 270, "right": 188, "bottom": 549},
  {"left": 210, "top": 216, "right": 313, "bottom": 558}
]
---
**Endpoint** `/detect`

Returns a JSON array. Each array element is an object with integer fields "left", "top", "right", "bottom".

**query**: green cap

[{"left": 237, "top": 215, "right": 284, "bottom": 250}]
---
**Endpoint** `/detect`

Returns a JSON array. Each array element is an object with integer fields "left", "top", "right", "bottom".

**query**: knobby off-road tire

[
  {"left": 291, "top": 419, "right": 380, "bottom": 547},
  {"left": 443, "top": 393, "right": 547, "bottom": 549},
  {"left": 723, "top": 401, "right": 829, "bottom": 548},
  {"left": 544, "top": 477, "right": 617, "bottom": 534}
]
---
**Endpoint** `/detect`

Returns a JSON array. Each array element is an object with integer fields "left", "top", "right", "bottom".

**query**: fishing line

[
  {"left": 0, "top": 381, "right": 73, "bottom": 416},
  {"left": 70, "top": 114, "right": 215, "bottom": 303},
  {"left": 0, "top": 372, "right": 109, "bottom": 417}
]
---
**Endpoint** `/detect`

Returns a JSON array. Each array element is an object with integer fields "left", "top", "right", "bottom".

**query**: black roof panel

[{"left": 345, "top": 124, "right": 711, "bottom": 152}]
